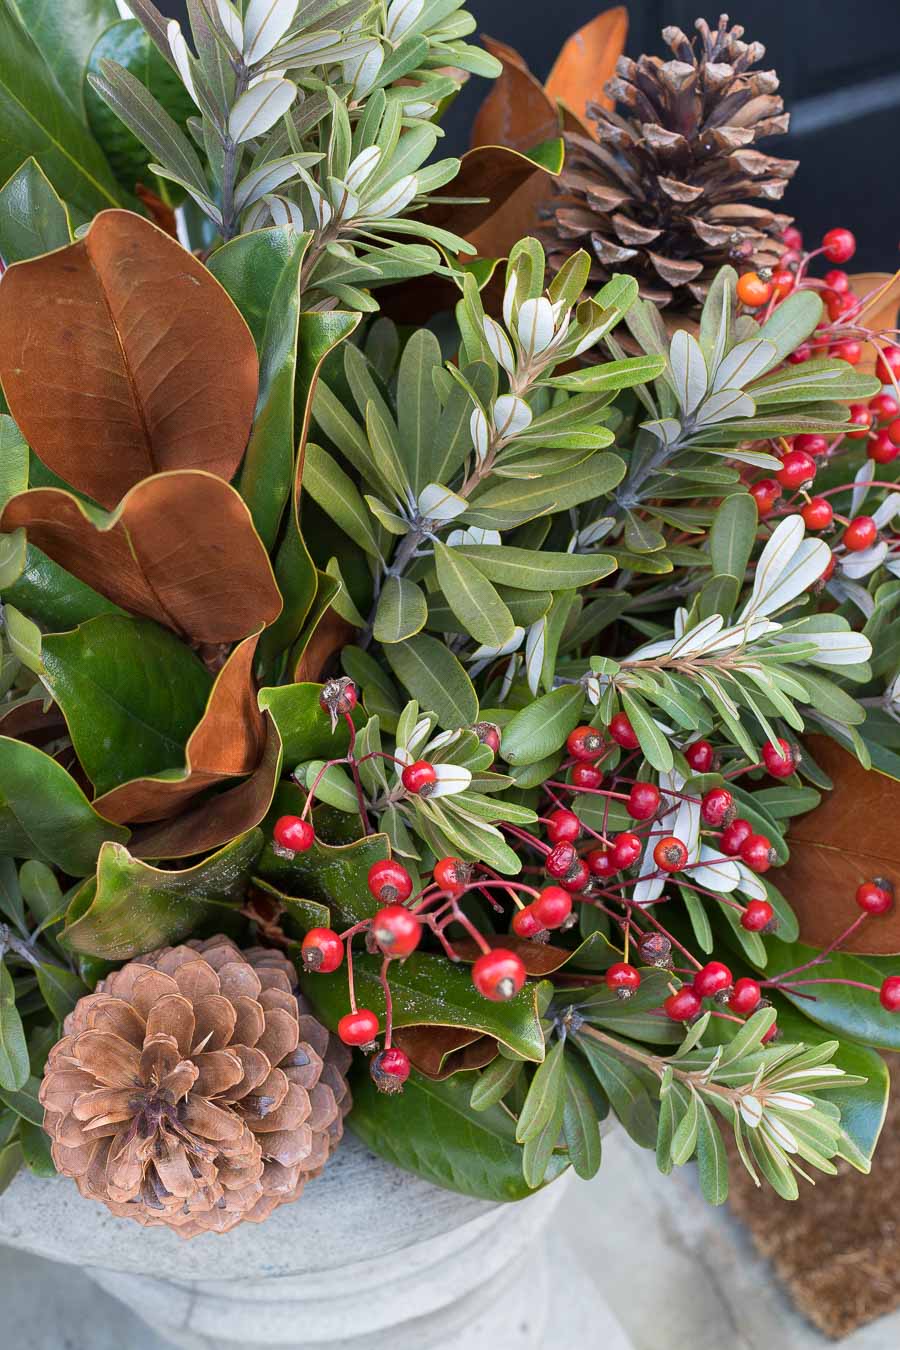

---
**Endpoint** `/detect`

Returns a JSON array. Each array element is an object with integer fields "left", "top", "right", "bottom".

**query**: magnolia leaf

[
  {"left": 256, "top": 830, "right": 390, "bottom": 927},
  {"left": 257, "top": 682, "right": 355, "bottom": 763},
  {"left": 544, "top": 7, "right": 628, "bottom": 126},
  {"left": 63, "top": 830, "right": 264, "bottom": 958},
  {"left": 0, "top": 211, "right": 257, "bottom": 508},
  {"left": 471, "top": 35, "right": 559, "bottom": 156},
  {"left": 0, "top": 158, "right": 70, "bottom": 264},
  {"left": 1, "top": 473, "right": 282, "bottom": 645}
]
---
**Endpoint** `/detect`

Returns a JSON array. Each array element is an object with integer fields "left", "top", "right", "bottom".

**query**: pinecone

[
  {"left": 39, "top": 937, "right": 352, "bottom": 1237},
  {"left": 544, "top": 14, "right": 798, "bottom": 312}
]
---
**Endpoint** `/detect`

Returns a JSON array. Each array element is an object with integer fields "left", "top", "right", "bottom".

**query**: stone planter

[{"left": 0, "top": 1133, "right": 627, "bottom": 1350}]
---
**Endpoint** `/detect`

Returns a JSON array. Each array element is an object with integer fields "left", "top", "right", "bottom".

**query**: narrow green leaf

[
  {"left": 455, "top": 545, "right": 617, "bottom": 591},
  {"left": 516, "top": 1038, "right": 565, "bottom": 1142},
  {"left": 373, "top": 575, "right": 428, "bottom": 643},
  {"left": 562, "top": 1056, "right": 603, "bottom": 1179},
  {"left": 695, "top": 1099, "right": 729, "bottom": 1204},
  {"left": 434, "top": 541, "right": 516, "bottom": 648},
  {"left": 710, "top": 492, "right": 757, "bottom": 581},
  {"left": 470, "top": 1055, "right": 523, "bottom": 1111},
  {"left": 0, "top": 962, "right": 29, "bottom": 1092},
  {"left": 620, "top": 690, "right": 674, "bottom": 772},
  {"left": 383, "top": 633, "right": 478, "bottom": 730},
  {"left": 501, "top": 685, "right": 585, "bottom": 765}
]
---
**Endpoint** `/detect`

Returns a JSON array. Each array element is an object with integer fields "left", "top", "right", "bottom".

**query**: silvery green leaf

[
  {"left": 148, "top": 165, "right": 223, "bottom": 224},
  {"left": 751, "top": 539, "right": 830, "bottom": 618},
  {"left": 517, "top": 297, "right": 555, "bottom": 355},
  {"left": 470, "top": 406, "right": 489, "bottom": 462},
  {"left": 213, "top": 0, "right": 244, "bottom": 49},
  {"left": 234, "top": 154, "right": 318, "bottom": 212},
  {"left": 366, "top": 496, "right": 408, "bottom": 535},
  {"left": 344, "top": 42, "right": 383, "bottom": 97},
  {"left": 669, "top": 330, "right": 707, "bottom": 416},
  {"left": 668, "top": 614, "right": 725, "bottom": 657},
  {"left": 694, "top": 388, "right": 755, "bottom": 427},
  {"left": 825, "top": 576, "right": 875, "bottom": 618},
  {"left": 711, "top": 339, "right": 776, "bottom": 393},
  {"left": 691, "top": 847, "right": 741, "bottom": 892},
  {"left": 850, "top": 458, "right": 875, "bottom": 515},
  {"left": 641, "top": 418, "right": 681, "bottom": 446},
  {"left": 782, "top": 630, "right": 873, "bottom": 666},
  {"left": 699, "top": 266, "right": 735, "bottom": 373},
  {"left": 386, "top": 0, "right": 425, "bottom": 40},
  {"left": 93, "top": 62, "right": 209, "bottom": 194},
  {"left": 873, "top": 492, "right": 900, "bottom": 528},
  {"left": 229, "top": 77, "right": 297, "bottom": 142},
  {"left": 482, "top": 317, "right": 516, "bottom": 375},
  {"left": 524, "top": 618, "right": 545, "bottom": 696},
  {"left": 167, "top": 20, "right": 200, "bottom": 106},
  {"left": 840, "top": 541, "right": 889, "bottom": 581},
  {"left": 345, "top": 146, "right": 382, "bottom": 191},
  {"left": 427, "top": 763, "right": 473, "bottom": 798},
  {"left": 735, "top": 862, "right": 768, "bottom": 903},
  {"left": 243, "top": 0, "right": 298, "bottom": 63},
  {"left": 417, "top": 483, "right": 468, "bottom": 522},
  {"left": 756, "top": 290, "right": 823, "bottom": 372},
  {"left": 700, "top": 446, "right": 781, "bottom": 469},
  {"left": 742, "top": 515, "right": 804, "bottom": 616},
  {"left": 362, "top": 173, "right": 418, "bottom": 219},
  {"left": 493, "top": 394, "right": 532, "bottom": 438},
  {"left": 262, "top": 193, "right": 305, "bottom": 228}
]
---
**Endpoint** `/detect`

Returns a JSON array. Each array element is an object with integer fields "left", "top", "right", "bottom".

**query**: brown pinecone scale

[
  {"left": 544, "top": 14, "right": 798, "bottom": 312},
  {"left": 39, "top": 937, "right": 352, "bottom": 1237}
]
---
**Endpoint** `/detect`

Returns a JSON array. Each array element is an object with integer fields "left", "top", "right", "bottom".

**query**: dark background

[{"left": 163, "top": 1, "right": 900, "bottom": 269}]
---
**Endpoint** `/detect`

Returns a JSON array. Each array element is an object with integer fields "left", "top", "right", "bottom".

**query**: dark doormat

[{"left": 726, "top": 1057, "right": 899, "bottom": 1338}]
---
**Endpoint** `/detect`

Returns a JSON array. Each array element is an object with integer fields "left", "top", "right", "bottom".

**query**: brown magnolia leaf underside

[
  {"left": 0, "top": 697, "right": 67, "bottom": 747},
  {"left": 780, "top": 736, "right": 900, "bottom": 954},
  {"left": 93, "top": 633, "right": 266, "bottom": 825},
  {"left": 544, "top": 7, "right": 628, "bottom": 129},
  {"left": 849, "top": 272, "right": 900, "bottom": 379},
  {"left": 0, "top": 210, "right": 258, "bottom": 508},
  {"left": 1, "top": 472, "right": 282, "bottom": 645},
  {"left": 471, "top": 36, "right": 560, "bottom": 154},
  {"left": 452, "top": 934, "right": 591, "bottom": 976},
  {"left": 128, "top": 712, "right": 282, "bottom": 860},
  {"left": 293, "top": 609, "right": 356, "bottom": 683},
  {"left": 393, "top": 1025, "right": 499, "bottom": 1079}
]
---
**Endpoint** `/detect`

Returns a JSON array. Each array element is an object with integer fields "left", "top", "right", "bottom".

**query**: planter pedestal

[{"left": 0, "top": 1135, "right": 629, "bottom": 1349}]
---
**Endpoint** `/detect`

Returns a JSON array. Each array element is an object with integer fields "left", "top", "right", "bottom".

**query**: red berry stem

[{"left": 763, "top": 912, "right": 869, "bottom": 987}]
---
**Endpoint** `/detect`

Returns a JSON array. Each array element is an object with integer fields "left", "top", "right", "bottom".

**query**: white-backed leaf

[
  {"left": 669, "top": 330, "right": 707, "bottom": 415},
  {"left": 229, "top": 77, "right": 297, "bottom": 142},
  {"left": 243, "top": 0, "right": 298, "bottom": 64},
  {"left": 711, "top": 339, "right": 776, "bottom": 393}
]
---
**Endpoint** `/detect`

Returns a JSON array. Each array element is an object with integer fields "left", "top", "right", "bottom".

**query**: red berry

[
  {"left": 782, "top": 225, "right": 803, "bottom": 250},
  {"left": 371, "top": 1046, "right": 411, "bottom": 1092},
  {"left": 627, "top": 782, "right": 661, "bottom": 821},
  {"left": 338, "top": 1008, "right": 379, "bottom": 1046},
  {"left": 771, "top": 268, "right": 794, "bottom": 300},
  {"left": 822, "top": 228, "right": 856, "bottom": 263},
  {"left": 823, "top": 268, "right": 849, "bottom": 293},
  {"left": 701, "top": 787, "right": 734, "bottom": 827},
  {"left": 611, "top": 832, "right": 642, "bottom": 869},
  {"left": 473, "top": 721, "right": 501, "bottom": 757},
  {"left": 372, "top": 904, "right": 421, "bottom": 958},
  {"left": 319, "top": 676, "right": 357, "bottom": 723},
  {"left": 802, "top": 496, "right": 833, "bottom": 531},
  {"left": 740, "top": 833, "right": 776, "bottom": 873},
  {"left": 824, "top": 288, "right": 857, "bottom": 322},
  {"left": 546, "top": 808, "right": 581, "bottom": 844},
  {"left": 653, "top": 836, "right": 688, "bottom": 873},
  {"left": 472, "top": 948, "right": 527, "bottom": 1002},
  {"left": 401, "top": 759, "right": 436, "bottom": 794},
  {"left": 787, "top": 343, "right": 812, "bottom": 365},
  {"left": 762, "top": 738, "right": 796, "bottom": 778},
  {"left": 721, "top": 818, "right": 752, "bottom": 857},
  {"left": 559, "top": 858, "right": 591, "bottom": 893},
  {"left": 890, "top": 420, "right": 900, "bottom": 447},
  {"left": 566, "top": 725, "right": 605, "bottom": 761},
  {"left": 433, "top": 856, "right": 468, "bottom": 895},
  {"left": 870, "top": 392, "right": 900, "bottom": 423},
  {"left": 609, "top": 712, "right": 640, "bottom": 750},
  {"left": 843, "top": 516, "right": 877, "bottom": 552},
  {"left": 869, "top": 429, "right": 900, "bottom": 465},
  {"left": 741, "top": 899, "right": 776, "bottom": 933},
  {"left": 856, "top": 881, "right": 894, "bottom": 916},
  {"left": 875, "top": 346, "right": 900, "bottom": 384},
  {"left": 533, "top": 885, "right": 573, "bottom": 929},
  {"left": 605, "top": 962, "right": 641, "bottom": 998},
  {"left": 844, "top": 404, "right": 871, "bottom": 441},
  {"left": 367, "top": 859, "right": 413, "bottom": 904},
  {"left": 301, "top": 927, "right": 344, "bottom": 973},
  {"left": 830, "top": 339, "right": 862, "bottom": 366},
  {"left": 512, "top": 904, "right": 545, "bottom": 938},
  {"left": 571, "top": 762, "right": 604, "bottom": 790},
  {"left": 728, "top": 977, "right": 762, "bottom": 1015},
  {"left": 880, "top": 977, "right": 900, "bottom": 1012},
  {"left": 693, "top": 961, "right": 733, "bottom": 999},
  {"left": 273, "top": 815, "right": 315, "bottom": 853},
  {"left": 795, "top": 434, "right": 829, "bottom": 457},
  {"left": 545, "top": 841, "right": 576, "bottom": 879},
  {"left": 776, "top": 449, "right": 816, "bottom": 490},
  {"left": 587, "top": 847, "right": 618, "bottom": 879},
  {"left": 664, "top": 986, "right": 703, "bottom": 1021},
  {"left": 737, "top": 271, "right": 773, "bottom": 307},
  {"left": 762, "top": 1021, "right": 779, "bottom": 1045},
  {"left": 685, "top": 739, "right": 715, "bottom": 773},
  {"left": 821, "top": 552, "right": 836, "bottom": 582},
  {"left": 750, "top": 478, "right": 781, "bottom": 517}
]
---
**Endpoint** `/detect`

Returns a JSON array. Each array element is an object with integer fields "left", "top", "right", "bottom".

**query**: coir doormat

[{"left": 726, "top": 1058, "right": 899, "bottom": 1338}]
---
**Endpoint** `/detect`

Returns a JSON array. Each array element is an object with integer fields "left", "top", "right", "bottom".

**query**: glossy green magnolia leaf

[
  {"left": 62, "top": 829, "right": 264, "bottom": 959},
  {"left": 0, "top": 961, "right": 28, "bottom": 1092},
  {"left": 0, "top": 416, "right": 28, "bottom": 510},
  {"left": 257, "top": 682, "right": 355, "bottom": 763},
  {"left": 0, "top": 158, "right": 70, "bottom": 265},
  {"left": 0, "top": 736, "right": 129, "bottom": 874},
  {"left": 306, "top": 950, "right": 545, "bottom": 1062},
  {"left": 14, "top": 0, "right": 118, "bottom": 113},
  {"left": 255, "top": 832, "right": 390, "bottom": 927},
  {"left": 434, "top": 542, "right": 516, "bottom": 648},
  {"left": 0, "top": 2, "right": 124, "bottom": 221},
  {"left": 1, "top": 540, "right": 125, "bottom": 629},
  {"left": 383, "top": 633, "right": 479, "bottom": 730},
  {"left": 347, "top": 1065, "right": 568, "bottom": 1202},
  {"left": 501, "top": 685, "right": 585, "bottom": 766},
  {"left": 42, "top": 616, "right": 212, "bottom": 797}
]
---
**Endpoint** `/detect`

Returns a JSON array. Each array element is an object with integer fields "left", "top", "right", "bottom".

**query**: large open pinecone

[
  {"left": 39, "top": 937, "right": 351, "bottom": 1237},
  {"left": 544, "top": 14, "right": 798, "bottom": 313}
]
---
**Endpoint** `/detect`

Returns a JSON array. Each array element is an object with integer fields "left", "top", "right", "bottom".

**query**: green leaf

[
  {"left": 397, "top": 328, "right": 442, "bottom": 495},
  {"left": 2, "top": 603, "right": 41, "bottom": 672},
  {"left": 304, "top": 442, "right": 381, "bottom": 558},
  {"left": 695, "top": 1098, "right": 729, "bottom": 1204},
  {"left": 455, "top": 545, "right": 616, "bottom": 591},
  {"left": 256, "top": 830, "right": 391, "bottom": 927},
  {"left": 35, "top": 961, "right": 87, "bottom": 1022},
  {"left": 258, "top": 682, "right": 355, "bottom": 763},
  {"left": 469, "top": 1054, "right": 523, "bottom": 1111},
  {"left": 0, "top": 1072, "right": 42, "bottom": 1125},
  {"left": 710, "top": 492, "right": 757, "bottom": 581},
  {"left": 501, "top": 685, "right": 585, "bottom": 766},
  {"left": 0, "top": 961, "right": 28, "bottom": 1092},
  {"left": 0, "top": 416, "right": 28, "bottom": 511},
  {"left": 62, "top": 829, "right": 264, "bottom": 959},
  {"left": 433, "top": 541, "right": 515, "bottom": 648},
  {"left": 562, "top": 1056, "right": 603, "bottom": 1179},
  {"left": 756, "top": 291, "right": 824, "bottom": 371},
  {"left": 348, "top": 1066, "right": 567, "bottom": 1202},
  {"left": 18, "top": 859, "right": 63, "bottom": 929},
  {"left": 19, "top": 1118, "right": 54, "bottom": 1177},
  {"left": 576, "top": 1035, "right": 659, "bottom": 1148},
  {"left": 620, "top": 690, "right": 674, "bottom": 772},
  {"left": 0, "top": 858, "right": 26, "bottom": 934},
  {"left": 383, "top": 633, "right": 478, "bottom": 730},
  {"left": 0, "top": 157, "right": 70, "bottom": 264},
  {"left": 0, "top": 2, "right": 124, "bottom": 220},
  {"left": 1, "top": 537, "right": 125, "bottom": 630},
  {"left": 0, "top": 1139, "right": 23, "bottom": 1194},
  {"left": 373, "top": 575, "right": 428, "bottom": 643},
  {"left": 306, "top": 950, "right": 545, "bottom": 1062},
  {"left": 0, "top": 736, "right": 129, "bottom": 875},
  {"left": 42, "top": 616, "right": 212, "bottom": 796},
  {"left": 516, "top": 1038, "right": 565, "bottom": 1142},
  {"left": 13, "top": 0, "right": 118, "bottom": 113},
  {"left": 521, "top": 1087, "right": 565, "bottom": 1189},
  {"left": 670, "top": 1088, "right": 699, "bottom": 1164},
  {"left": 753, "top": 939, "right": 900, "bottom": 1051}
]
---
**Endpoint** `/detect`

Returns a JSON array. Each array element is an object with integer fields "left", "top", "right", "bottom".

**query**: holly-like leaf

[
  {"left": 257, "top": 682, "right": 356, "bottom": 763},
  {"left": 256, "top": 832, "right": 390, "bottom": 926},
  {"left": 0, "top": 736, "right": 129, "bottom": 875},
  {"left": 62, "top": 829, "right": 264, "bottom": 959},
  {"left": 0, "top": 210, "right": 258, "bottom": 508},
  {"left": 2, "top": 472, "right": 282, "bottom": 645}
]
